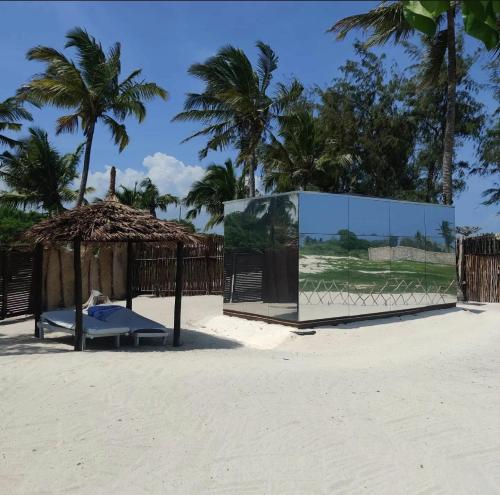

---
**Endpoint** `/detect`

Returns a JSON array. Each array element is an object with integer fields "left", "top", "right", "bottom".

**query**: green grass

[{"left": 299, "top": 255, "right": 456, "bottom": 295}]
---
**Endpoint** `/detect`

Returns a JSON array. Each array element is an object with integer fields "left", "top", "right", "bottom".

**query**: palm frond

[
  {"left": 328, "top": 1, "right": 414, "bottom": 47},
  {"left": 101, "top": 114, "right": 129, "bottom": 151}
]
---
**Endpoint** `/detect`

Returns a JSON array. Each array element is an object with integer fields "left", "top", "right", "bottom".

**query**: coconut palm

[
  {"left": 0, "top": 97, "right": 32, "bottom": 148},
  {"left": 173, "top": 42, "right": 302, "bottom": 197},
  {"left": 138, "top": 178, "right": 178, "bottom": 218},
  {"left": 329, "top": 0, "right": 458, "bottom": 205},
  {"left": 262, "top": 108, "right": 354, "bottom": 193},
  {"left": 19, "top": 27, "right": 168, "bottom": 207},
  {"left": 115, "top": 183, "right": 140, "bottom": 206},
  {"left": 101, "top": 178, "right": 178, "bottom": 217},
  {"left": 0, "top": 127, "right": 83, "bottom": 215},
  {"left": 184, "top": 159, "right": 246, "bottom": 229}
]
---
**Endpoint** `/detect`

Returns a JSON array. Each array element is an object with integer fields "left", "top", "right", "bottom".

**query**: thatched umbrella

[{"left": 24, "top": 167, "right": 200, "bottom": 350}]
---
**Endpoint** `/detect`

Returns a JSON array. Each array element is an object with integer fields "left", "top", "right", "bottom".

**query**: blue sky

[{"left": 1, "top": 1, "right": 498, "bottom": 233}]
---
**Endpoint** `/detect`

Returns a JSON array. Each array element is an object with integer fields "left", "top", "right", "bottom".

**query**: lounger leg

[
  {"left": 82, "top": 336, "right": 86, "bottom": 351},
  {"left": 115, "top": 335, "right": 120, "bottom": 348},
  {"left": 39, "top": 323, "right": 44, "bottom": 340},
  {"left": 134, "top": 334, "right": 139, "bottom": 347},
  {"left": 162, "top": 336, "right": 167, "bottom": 346}
]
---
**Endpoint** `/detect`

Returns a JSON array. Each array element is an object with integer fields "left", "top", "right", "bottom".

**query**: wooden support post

[
  {"left": 74, "top": 239, "right": 84, "bottom": 351},
  {"left": 126, "top": 242, "right": 133, "bottom": 310},
  {"left": 173, "top": 242, "right": 184, "bottom": 347},
  {"left": 32, "top": 243, "right": 43, "bottom": 336}
]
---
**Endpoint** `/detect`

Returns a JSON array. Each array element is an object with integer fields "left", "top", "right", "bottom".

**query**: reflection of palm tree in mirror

[
  {"left": 439, "top": 221, "right": 455, "bottom": 251},
  {"left": 225, "top": 194, "right": 297, "bottom": 250}
]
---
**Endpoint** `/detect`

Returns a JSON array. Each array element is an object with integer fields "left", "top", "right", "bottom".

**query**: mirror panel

[
  {"left": 389, "top": 236, "right": 427, "bottom": 310},
  {"left": 425, "top": 205, "right": 455, "bottom": 238},
  {"left": 390, "top": 201, "right": 426, "bottom": 237},
  {"left": 348, "top": 197, "right": 390, "bottom": 236},
  {"left": 223, "top": 193, "right": 298, "bottom": 320},
  {"left": 425, "top": 235, "right": 457, "bottom": 305},
  {"left": 348, "top": 235, "right": 393, "bottom": 315},
  {"left": 299, "top": 193, "right": 348, "bottom": 235},
  {"left": 266, "top": 194, "right": 299, "bottom": 321},
  {"left": 298, "top": 234, "right": 349, "bottom": 321}
]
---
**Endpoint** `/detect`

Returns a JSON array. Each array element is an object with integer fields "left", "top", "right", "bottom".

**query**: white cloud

[
  {"left": 82, "top": 153, "right": 223, "bottom": 232},
  {"left": 85, "top": 153, "right": 205, "bottom": 200}
]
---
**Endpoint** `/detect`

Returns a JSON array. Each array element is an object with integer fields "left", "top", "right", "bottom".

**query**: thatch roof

[{"left": 24, "top": 167, "right": 200, "bottom": 246}]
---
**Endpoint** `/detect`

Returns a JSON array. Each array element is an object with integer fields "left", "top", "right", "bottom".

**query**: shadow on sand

[
  {"left": 322, "top": 305, "right": 484, "bottom": 331},
  {"left": 0, "top": 327, "right": 242, "bottom": 357}
]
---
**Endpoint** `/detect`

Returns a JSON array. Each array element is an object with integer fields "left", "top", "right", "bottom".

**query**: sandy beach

[{"left": 1, "top": 296, "right": 499, "bottom": 494}]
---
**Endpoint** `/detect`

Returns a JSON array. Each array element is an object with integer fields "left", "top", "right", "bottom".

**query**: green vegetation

[
  {"left": 329, "top": 0, "right": 498, "bottom": 205},
  {"left": 115, "top": 178, "right": 178, "bottom": 219},
  {"left": 299, "top": 231, "right": 455, "bottom": 295},
  {"left": 0, "top": 206, "right": 45, "bottom": 245},
  {"left": 173, "top": 42, "right": 302, "bottom": 197},
  {"left": 0, "top": 128, "right": 85, "bottom": 215},
  {"left": 225, "top": 194, "right": 297, "bottom": 250},
  {"left": 0, "top": 97, "right": 32, "bottom": 148},
  {"left": 184, "top": 159, "right": 246, "bottom": 230}
]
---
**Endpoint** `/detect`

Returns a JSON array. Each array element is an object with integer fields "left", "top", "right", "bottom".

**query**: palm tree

[
  {"left": 105, "top": 178, "right": 178, "bottom": 217},
  {"left": 19, "top": 27, "right": 168, "bottom": 207},
  {"left": 115, "top": 183, "right": 141, "bottom": 206},
  {"left": 262, "top": 107, "right": 354, "bottom": 193},
  {"left": 184, "top": 159, "right": 245, "bottom": 229},
  {"left": 329, "top": 0, "right": 458, "bottom": 205},
  {"left": 0, "top": 127, "right": 83, "bottom": 215},
  {"left": 138, "top": 178, "right": 178, "bottom": 218},
  {"left": 173, "top": 42, "right": 302, "bottom": 197},
  {"left": 0, "top": 97, "right": 32, "bottom": 148}
]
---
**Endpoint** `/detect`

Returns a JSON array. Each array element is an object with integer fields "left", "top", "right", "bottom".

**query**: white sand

[{"left": 1, "top": 296, "right": 500, "bottom": 494}]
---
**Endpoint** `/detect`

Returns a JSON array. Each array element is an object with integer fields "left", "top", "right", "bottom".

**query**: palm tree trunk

[
  {"left": 442, "top": 6, "right": 456, "bottom": 206},
  {"left": 77, "top": 122, "right": 95, "bottom": 207}
]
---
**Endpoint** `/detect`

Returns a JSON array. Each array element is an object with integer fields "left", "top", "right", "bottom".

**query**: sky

[{"left": 1, "top": 1, "right": 498, "bottom": 233}]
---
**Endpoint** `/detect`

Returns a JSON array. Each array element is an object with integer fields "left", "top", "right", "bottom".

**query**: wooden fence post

[{"left": 1, "top": 250, "right": 8, "bottom": 321}]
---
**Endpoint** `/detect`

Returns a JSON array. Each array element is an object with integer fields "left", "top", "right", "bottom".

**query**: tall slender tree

[
  {"left": 19, "top": 27, "right": 168, "bottom": 206},
  {"left": 0, "top": 97, "right": 32, "bottom": 148},
  {"left": 173, "top": 42, "right": 302, "bottom": 197},
  {"left": 329, "top": 0, "right": 459, "bottom": 204}
]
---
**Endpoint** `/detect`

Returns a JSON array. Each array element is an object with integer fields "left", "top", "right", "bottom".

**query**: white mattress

[
  {"left": 41, "top": 310, "right": 129, "bottom": 336},
  {"left": 102, "top": 307, "right": 168, "bottom": 333}
]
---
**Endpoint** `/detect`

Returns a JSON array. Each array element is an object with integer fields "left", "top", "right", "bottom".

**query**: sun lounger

[
  {"left": 96, "top": 307, "right": 169, "bottom": 346},
  {"left": 38, "top": 307, "right": 168, "bottom": 349},
  {"left": 38, "top": 310, "right": 130, "bottom": 350}
]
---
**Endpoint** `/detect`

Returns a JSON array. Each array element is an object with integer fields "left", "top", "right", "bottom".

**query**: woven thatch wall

[{"left": 42, "top": 243, "right": 127, "bottom": 310}]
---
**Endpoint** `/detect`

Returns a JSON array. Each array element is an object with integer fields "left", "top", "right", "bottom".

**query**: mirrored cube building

[{"left": 223, "top": 192, "right": 456, "bottom": 327}]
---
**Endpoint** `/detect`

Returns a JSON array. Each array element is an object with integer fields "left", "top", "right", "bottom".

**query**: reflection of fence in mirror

[
  {"left": 297, "top": 194, "right": 456, "bottom": 322},
  {"left": 224, "top": 192, "right": 455, "bottom": 324}
]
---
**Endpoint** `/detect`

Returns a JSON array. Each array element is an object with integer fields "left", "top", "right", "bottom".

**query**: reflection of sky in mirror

[
  {"left": 299, "top": 193, "right": 348, "bottom": 234},
  {"left": 390, "top": 202, "right": 425, "bottom": 237},
  {"left": 349, "top": 197, "right": 390, "bottom": 236},
  {"left": 425, "top": 205, "right": 455, "bottom": 237}
]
